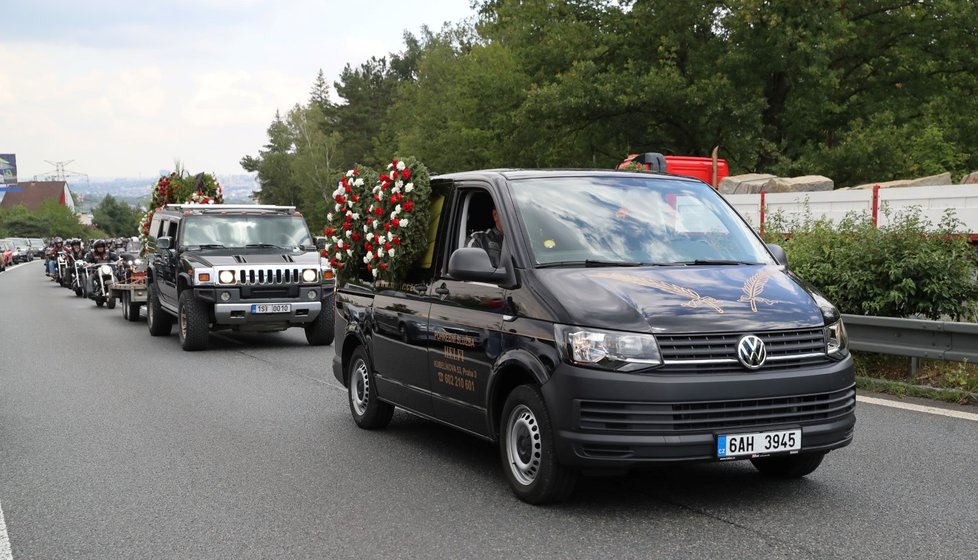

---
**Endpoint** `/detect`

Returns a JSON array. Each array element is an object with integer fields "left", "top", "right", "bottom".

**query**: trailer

[
  {"left": 723, "top": 183, "right": 978, "bottom": 242},
  {"left": 109, "top": 273, "right": 148, "bottom": 322}
]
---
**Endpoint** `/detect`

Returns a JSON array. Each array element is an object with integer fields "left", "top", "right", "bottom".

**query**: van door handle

[{"left": 435, "top": 285, "right": 450, "bottom": 296}]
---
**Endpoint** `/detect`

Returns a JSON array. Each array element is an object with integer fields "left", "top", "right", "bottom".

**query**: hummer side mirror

[
  {"left": 158, "top": 237, "right": 173, "bottom": 250},
  {"left": 315, "top": 236, "right": 327, "bottom": 251}
]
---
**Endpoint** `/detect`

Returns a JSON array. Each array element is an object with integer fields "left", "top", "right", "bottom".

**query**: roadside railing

[{"left": 843, "top": 314, "right": 978, "bottom": 373}]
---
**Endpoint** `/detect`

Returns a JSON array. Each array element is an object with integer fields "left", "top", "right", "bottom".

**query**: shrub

[{"left": 764, "top": 205, "right": 978, "bottom": 320}]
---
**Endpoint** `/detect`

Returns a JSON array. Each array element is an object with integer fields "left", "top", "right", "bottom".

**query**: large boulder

[
  {"left": 907, "top": 172, "right": 952, "bottom": 187},
  {"left": 718, "top": 173, "right": 776, "bottom": 194},
  {"left": 765, "top": 175, "right": 834, "bottom": 193},
  {"left": 853, "top": 179, "right": 913, "bottom": 190},
  {"left": 960, "top": 171, "right": 978, "bottom": 184},
  {"left": 854, "top": 173, "right": 953, "bottom": 190}
]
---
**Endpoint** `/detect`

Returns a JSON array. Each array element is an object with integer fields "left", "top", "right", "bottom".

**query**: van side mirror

[
  {"left": 157, "top": 236, "right": 172, "bottom": 250},
  {"left": 448, "top": 248, "right": 507, "bottom": 283},
  {"left": 767, "top": 243, "right": 789, "bottom": 268}
]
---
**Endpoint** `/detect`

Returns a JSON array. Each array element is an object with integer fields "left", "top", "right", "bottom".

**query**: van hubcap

[
  {"left": 506, "top": 405, "right": 541, "bottom": 485},
  {"left": 351, "top": 360, "right": 369, "bottom": 416}
]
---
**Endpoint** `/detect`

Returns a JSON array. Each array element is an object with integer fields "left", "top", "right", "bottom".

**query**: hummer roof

[{"left": 159, "top": 204, "right": 298, "bottom": 216}]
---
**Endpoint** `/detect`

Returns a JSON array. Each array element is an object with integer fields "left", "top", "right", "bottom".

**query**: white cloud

[{"left": 1, "top": 0, "right": 476, "bottom": 177}]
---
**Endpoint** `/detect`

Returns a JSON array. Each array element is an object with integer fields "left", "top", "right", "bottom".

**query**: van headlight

[
  {"left": 554, "top": 324, "right": 662, "bottom": 372},
  {"left": 825, "top": 319, "right": 848, "bottom": 357}
]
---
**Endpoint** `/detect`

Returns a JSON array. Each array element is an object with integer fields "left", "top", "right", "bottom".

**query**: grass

[{"left": 853, "top": 351, "right": 978, "bottom": 405}]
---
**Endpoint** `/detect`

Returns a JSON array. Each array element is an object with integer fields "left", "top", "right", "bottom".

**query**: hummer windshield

[
  {"left": 510, "top": 175, "right": 775, "bottom": 267},
  {"left": 179, "top": 215, "right": 315, "bottom": 251}
]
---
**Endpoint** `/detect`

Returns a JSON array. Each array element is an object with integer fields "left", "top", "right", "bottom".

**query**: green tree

[
  {"left": 241, "top": 110, "right": 302, "bottom": 206},
  {"left": 92, "top": 194, "right": 140, "bottom": 237}
]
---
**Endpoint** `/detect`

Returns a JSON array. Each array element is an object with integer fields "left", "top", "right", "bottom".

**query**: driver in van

[{"left": 466, "top": 205, "right": 504, "bottom": 268}]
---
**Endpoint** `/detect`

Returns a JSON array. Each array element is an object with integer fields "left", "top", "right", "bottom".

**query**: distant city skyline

[{"left": 1, "top": 1, "right": 476, "bottom": 178}]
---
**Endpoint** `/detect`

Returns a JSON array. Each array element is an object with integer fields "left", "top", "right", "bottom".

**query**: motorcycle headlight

[
  {"left": 301, "top": 268, "right": 319, "bottom": 283},
  {"left": 134, "top": 258, "right": 143, "bottom": 266},
  {"left": 554, "top": 324, "right": 662, "bottom": 372},
  {"left": 218, "top": 270, "right": 235, "bottom": 284},
  {"left": 99, "top": 264, "right": 112, "bottom": 275},
  {"left": 825, "top": 319, "right": 848, "bottom": 357}
]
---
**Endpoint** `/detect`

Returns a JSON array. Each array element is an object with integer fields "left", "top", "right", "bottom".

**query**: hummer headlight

[
  {"left": 301, "top": 268, "right": 319, "bottom": 283},
  {"left": 219, "top": 270, "right": 235, "bottom": 284}
]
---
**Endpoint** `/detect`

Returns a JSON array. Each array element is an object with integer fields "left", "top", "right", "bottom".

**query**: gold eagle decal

[
  {"left": 595, "top": 272, "right": 727, "bottom": 314},
  {"left": 738, "top": 269, "right": 782, "bottom": 312}
]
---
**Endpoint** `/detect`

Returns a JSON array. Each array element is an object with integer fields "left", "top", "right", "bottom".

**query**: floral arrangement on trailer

[
  {"left": 322, "top": 157, "right": 431, "bottom": 284},
  {"left": 138, "top": 171, "right": 225, "bottom": 255}
]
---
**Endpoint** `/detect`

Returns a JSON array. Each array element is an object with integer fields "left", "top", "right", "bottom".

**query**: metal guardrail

[{"left": 843, "top": 314, "right": 978, "bottom": 363}]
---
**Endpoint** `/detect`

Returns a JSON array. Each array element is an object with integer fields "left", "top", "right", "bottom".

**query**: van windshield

[
  {"left": 510, "top": 176, "right": 774, "bottom": 267},
  {"left": 179, "top": 215, "right": 314, "bottom": 251}
]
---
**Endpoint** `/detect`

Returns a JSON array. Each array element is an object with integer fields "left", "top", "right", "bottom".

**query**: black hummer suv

[{"left": 145, "top": 204, "right": 334, "bottom": 350}]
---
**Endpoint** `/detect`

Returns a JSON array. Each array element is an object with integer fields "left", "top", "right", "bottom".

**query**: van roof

[{"left": 432, "top": 168, "right": 706, "bottom": 184}]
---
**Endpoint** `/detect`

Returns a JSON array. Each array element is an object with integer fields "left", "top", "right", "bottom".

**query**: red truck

[{"left": 618, "top": 151, "right": 729, "bottom": 188}]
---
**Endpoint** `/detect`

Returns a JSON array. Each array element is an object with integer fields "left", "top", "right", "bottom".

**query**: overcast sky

[{"left": 1, "top": 0, "right": 476, "bottom": 180}]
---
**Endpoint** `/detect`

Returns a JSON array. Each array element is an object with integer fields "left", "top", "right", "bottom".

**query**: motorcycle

[
  {"left": 81, "top": 261, "right": 118, "bottom": 308},
  {"left": 70, "top": 258, "right": 87, "bottom": 297},
  {"left": 53, "top": 252, "right": 69, "bottom": 285},
  {"left": 114, "top": 252, "right": 144, "bottom": 284}
]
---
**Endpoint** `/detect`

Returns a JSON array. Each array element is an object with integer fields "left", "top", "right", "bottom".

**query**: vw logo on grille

[{"left": 737, "top": 335, "right": 767, "bottom": 370}]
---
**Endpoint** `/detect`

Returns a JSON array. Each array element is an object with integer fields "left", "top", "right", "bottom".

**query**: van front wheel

[
  {"left": 499, "top": 385, "right": 577, "bottom": 504},
  {"left": 750, "top": 452, "right": 826, "bottom": 478}
]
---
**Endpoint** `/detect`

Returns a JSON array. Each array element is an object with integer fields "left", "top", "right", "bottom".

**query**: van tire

[
  {"left": 347, "top": 346, "right": 394, "bottom": 429},
  {"left": 147, "top": 282, "right": 173, "bottom": 336},
  {"left": 305, "top": 297, "right": 334, "bottom": 346},
  {"left": 499, "top": 385, "right": 577, "bottom": 504},
  {"left": 750, "top": 452, "right": 826, "bottom": 478}
]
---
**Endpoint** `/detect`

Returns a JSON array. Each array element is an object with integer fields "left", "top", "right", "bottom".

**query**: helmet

[
  {"left": 70, "top": 238, "right": 81, "bottom": 246},
  {"left": 93, "top": 239, "right": 107, "bottom": 250},
  {"left": 54, "top": 237, "right": 63, "bottom": 245}
]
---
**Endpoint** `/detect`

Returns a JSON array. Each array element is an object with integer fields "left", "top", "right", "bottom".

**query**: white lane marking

[
  {"left": 857, "top": 395, "right": 978, "bottom": 422},
  {"left": 0, "top": 498, "right": 13, "bottom": 560}
]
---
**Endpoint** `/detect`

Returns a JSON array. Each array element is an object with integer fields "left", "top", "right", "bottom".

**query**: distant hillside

[{"left": 69, "top": 174, "right": 259, "bottom": 206}]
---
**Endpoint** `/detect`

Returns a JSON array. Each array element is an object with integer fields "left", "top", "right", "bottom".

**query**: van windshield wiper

[
  {"left": 536, "top": 260, "right": 647, "bottom": 268},
  {"left": 663, "top": 259, "right": 758, "bottom": 266}
]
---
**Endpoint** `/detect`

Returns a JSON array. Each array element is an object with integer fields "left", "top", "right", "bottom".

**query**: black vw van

[{"left": 333, "top": 170, "right": 855, "bottom": 504}]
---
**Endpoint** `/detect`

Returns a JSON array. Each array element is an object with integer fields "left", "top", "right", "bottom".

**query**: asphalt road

[{"left": 2, "top": 261, "right": 977, "bottom": 559}]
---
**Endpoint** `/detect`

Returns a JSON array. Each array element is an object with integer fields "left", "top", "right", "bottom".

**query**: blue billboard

[{"left": 0, "top": 154, "right": 16, "bottom": 184}]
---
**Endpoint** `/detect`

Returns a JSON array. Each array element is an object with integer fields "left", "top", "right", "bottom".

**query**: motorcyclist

[
  {"left": 84, "top": 240, "right": 117, "bottom": 296},
  {"left": 63, "top": 239, "right": 85, "bottom": 287},
  {"left": 85, "top": 239, "right": 116, "bottom": 264},
  {"left": 46, "top": 237, "right": 64, "bottom": 278},
  {"left": 66, "top": 239, "right": 85, "bottom": 262}
]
